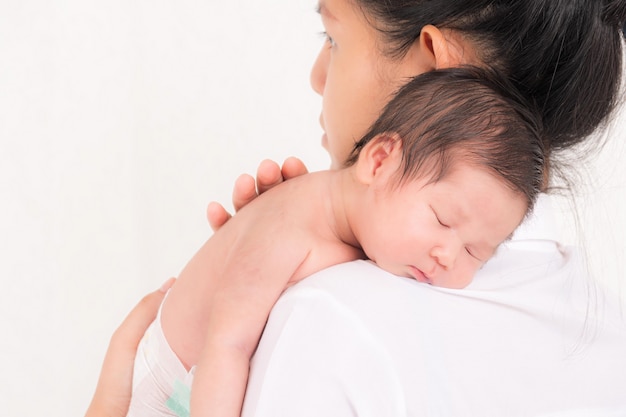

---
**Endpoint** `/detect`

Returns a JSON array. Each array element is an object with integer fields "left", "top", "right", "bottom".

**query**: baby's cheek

[
  {"left": 464, "top": 264, "right": 483, "bottom": 287},
  {"left": 449, "top": 264, "right": 479, "bottom": 289}
]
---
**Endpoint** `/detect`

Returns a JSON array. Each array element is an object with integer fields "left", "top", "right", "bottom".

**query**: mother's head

[{"left": 312, "top": 0, "right": 625, "bottom": 171}]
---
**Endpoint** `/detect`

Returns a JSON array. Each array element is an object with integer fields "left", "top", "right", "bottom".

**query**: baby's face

[{"left": 356, "top": 163, "right": 527, "bottom": 289}]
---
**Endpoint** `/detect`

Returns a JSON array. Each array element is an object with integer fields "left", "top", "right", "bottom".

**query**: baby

[{"left": 128, "top": 67, "right": 544, "bottom": 417}]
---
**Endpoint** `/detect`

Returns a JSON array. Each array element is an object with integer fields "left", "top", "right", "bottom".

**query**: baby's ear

[{"left": 355, "top": 133, "right": 403, "bottom": 185}]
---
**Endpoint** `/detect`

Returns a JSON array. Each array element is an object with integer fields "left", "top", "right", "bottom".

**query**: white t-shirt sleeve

[{"left": 242, "top": 284, "right": 406, "bottom": 417}]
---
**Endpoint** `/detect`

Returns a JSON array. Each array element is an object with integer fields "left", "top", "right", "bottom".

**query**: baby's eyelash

[
  {"left": 466, "top": 247, "right": 479, "bottom": 261},
  {"left": 431, "top": 207, "right": 448, "bottom": 228},
  {"left": 465, "top": 247, "right": 486, "bottom": 263}
]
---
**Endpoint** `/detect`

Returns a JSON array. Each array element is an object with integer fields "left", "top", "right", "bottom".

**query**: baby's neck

[{"left": 325, "top": 167, "right": 363, "bottom": 250}]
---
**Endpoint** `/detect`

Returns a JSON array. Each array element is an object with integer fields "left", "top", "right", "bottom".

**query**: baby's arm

[
  {"left": 190, "top": 223, "right": 314, "bottom": 417},
  {"left": 161, "top": 172, "right": 362, "bottom": 417}
]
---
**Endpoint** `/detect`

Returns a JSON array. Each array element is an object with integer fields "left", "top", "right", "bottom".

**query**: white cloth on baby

[{"left": 127, "top": 298, "right": 194, "bottom": 417}]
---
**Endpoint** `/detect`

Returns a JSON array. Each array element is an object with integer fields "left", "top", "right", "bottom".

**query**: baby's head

[{"left": 346, "top": 67, "right": 544, "bottom": 288}]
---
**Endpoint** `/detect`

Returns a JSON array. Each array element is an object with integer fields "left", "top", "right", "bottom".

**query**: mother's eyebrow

[{"left": 316, "top": 0, "right": 338, "bottom": 21}]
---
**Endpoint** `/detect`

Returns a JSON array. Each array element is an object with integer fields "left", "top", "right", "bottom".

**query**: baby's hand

[{"left": 206, "top": 157, "right": 308, "bottom": 231}]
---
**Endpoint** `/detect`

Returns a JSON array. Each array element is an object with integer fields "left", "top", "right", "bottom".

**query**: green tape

[{"left": 165, "top": 379, "right": 191, "bottom": 417}]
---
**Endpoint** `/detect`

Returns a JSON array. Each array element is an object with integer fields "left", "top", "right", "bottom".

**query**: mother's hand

[
  {"left": 85, "top": 278, "right": 176, "bottom": 417},
  {"left": 207, "top": 157, "right": 308, "bottom": 231}
]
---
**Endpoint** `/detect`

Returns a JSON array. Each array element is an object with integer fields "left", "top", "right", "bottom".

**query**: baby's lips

[{"left": 408, "top": 265, "right": 432, "bottom": 284}]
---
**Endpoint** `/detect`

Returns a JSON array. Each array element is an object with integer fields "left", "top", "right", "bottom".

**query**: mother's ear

[
  {"left": 407, "top": 24, "right": 468, "bottom": 71},
  {"left": 355, "top": 133, "right": 403, "bottom": 185}
]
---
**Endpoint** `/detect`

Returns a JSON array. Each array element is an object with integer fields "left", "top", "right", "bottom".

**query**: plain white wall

[
  {"left": 0, "top": 1, "right": 624, "bottom": 416},
  {"left": 0, "top": 1, "right": 324, "bottom": 415}
]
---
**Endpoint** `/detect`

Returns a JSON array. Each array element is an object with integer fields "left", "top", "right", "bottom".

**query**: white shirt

[{"left": 241, "top": 195, "right": 626, "bottom": 416}]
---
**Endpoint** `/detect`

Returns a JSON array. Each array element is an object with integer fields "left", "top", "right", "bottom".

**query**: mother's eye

[{"left": 319, "top": 31, "right": 336, "bottom": 47}]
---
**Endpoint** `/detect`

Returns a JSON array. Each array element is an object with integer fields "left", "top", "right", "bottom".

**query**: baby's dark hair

[{"left": 345, "top": 67, "right": 545, "bottom": 212}]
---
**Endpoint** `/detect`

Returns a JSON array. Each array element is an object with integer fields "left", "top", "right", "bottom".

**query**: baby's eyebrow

[{"left": 446, "top": 199, "right": 469, "bottom": 226}]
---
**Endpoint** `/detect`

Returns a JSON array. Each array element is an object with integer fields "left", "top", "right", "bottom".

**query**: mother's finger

[{"left": 85, "top": 278, "right": 176, "bottom": 417}]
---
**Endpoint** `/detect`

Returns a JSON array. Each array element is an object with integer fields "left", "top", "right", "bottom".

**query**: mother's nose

[{"left": 310, "top": 44, "right": 328, "bottom": 96}]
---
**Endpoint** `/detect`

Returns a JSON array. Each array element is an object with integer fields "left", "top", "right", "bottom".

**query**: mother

[{"left": 87, "top": 0, "right": 626, "bottom": 416}]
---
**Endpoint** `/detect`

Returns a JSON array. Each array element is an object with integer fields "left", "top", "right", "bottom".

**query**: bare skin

[
  {"left": 85, "top": 278, "right": 176, "bottom": 417},
  {"left": 161, "top": 135, "right": 528, "bottom": 417},
  {"left": 207, "top": 0, "right": 471, "bottom": 230},
  {"left": 84, "top": 1, "right": 501, "bottom": 415},
  {"left": 207, "top": 157, "right": 308, "bottom": 232}
]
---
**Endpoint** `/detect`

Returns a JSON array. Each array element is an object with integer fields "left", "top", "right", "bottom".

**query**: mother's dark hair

[{"left": 355, "top": 0, "right": 626, "bottom": 153}]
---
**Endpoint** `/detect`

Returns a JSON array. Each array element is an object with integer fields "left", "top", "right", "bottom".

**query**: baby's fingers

[
  {"left": 207, "top": 202, "right": 232, "bottom": 232},
  {"left": 281, "top": 157, "right": 308, "bottom": 180},
  {"left": 256, "top": 159, "right": 284, "bottom": 195},
  {"left": 232, "top": 173, "right": 258, "bottom": 212}
]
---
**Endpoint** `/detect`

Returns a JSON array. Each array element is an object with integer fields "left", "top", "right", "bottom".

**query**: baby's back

[{"left": 162, "top": 169, "right": 364, "bottom": 368}]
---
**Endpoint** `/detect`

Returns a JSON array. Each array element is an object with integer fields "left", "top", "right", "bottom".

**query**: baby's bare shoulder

[{"left": 242, "top": 171, "right": 334, "bottom": 226}]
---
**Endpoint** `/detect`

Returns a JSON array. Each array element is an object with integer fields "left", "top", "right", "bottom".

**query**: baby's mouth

[{"left": 409, "top": 265, "right": 432, "bottom": 285}]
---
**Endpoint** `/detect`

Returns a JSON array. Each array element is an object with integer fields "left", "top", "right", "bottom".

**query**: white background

[{"left": 0, "top": 1, "right": 624, "bottom": 416}]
